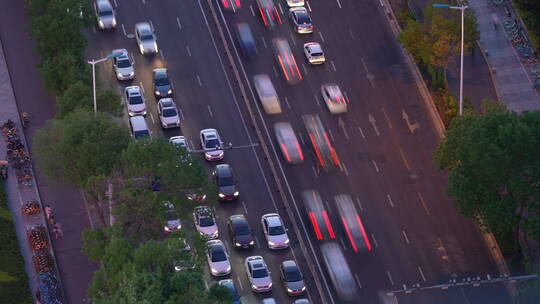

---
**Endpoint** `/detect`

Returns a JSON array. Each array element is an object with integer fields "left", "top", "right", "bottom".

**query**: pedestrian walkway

[
  {"left": 0, "top": 40, "right": 64, "bottom": 304},
  {"left": 472, "top": 0, "right": 540, "bottom": 111}
]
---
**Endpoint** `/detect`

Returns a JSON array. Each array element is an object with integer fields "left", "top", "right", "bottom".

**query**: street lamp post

[
  {"left": 433, "top": 3, "right": 468, "bottom": 115},
  {"left": 87, "top": 52, "right": 122, "bottom": 113}
]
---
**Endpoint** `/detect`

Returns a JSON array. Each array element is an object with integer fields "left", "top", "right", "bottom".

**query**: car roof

[
  {"left": 230, "top": 214, "right": 247, "bottom": 224},
  {"left": 154, "top": 68, "right": 167, "bottom": 75},
  {"left": 201, "top": 129, "right": 218, "bottom": 137},
  {"left": 282, "top": 260, "right": 297, "bottom": 269},
  {"left": 129, "top": 116, "right": 148, "bottom": 131},
  {"left": 264, "top": 214, "right": 282, "bottom": 227},
  {"left": 306, "top": 43, "right": 323, "bottom": 53},
  {"left": 159, "top": 98, "right": 174, "bottom": 107},
  {"left": 136, "top": 23, "right": 152, "bottom": 33},
  {"left": 215, "top": 164, "right": 232, "bottom": 177},
  {"left": 97, "top": 0, "right": 112, "bottom": 11},
  {"left": 126, "top": 86, "right": 141, "bottom": 95}
]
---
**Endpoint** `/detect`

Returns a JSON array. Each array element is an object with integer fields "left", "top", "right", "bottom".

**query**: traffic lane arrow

[{"left": 401, "top": 109, "right": 420, "bottom": 133}]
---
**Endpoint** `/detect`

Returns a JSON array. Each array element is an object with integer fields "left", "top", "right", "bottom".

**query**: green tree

[
  {"left": 57, "top": 81, "right": 123, "bottom": 118},
  {"left": 33, "top": 109, "right": 130, "bottom": 187}
]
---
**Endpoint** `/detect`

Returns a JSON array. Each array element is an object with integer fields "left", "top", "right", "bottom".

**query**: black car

[
  {"left": 213, "top": 164, "right": 239, "bottom": 201},
  {"left": 153, "top": 68, "right": 173, "bottom": 98},
  {"left": 236, "top": 22, "right": 257, "bottom": 60},
  {"left": 228, "top": 214, "right": 255, "bottom": 249}
]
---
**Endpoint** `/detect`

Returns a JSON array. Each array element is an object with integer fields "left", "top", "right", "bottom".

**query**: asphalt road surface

[{"left": 27, "top": 0, "right": 514, "bottom": 303}]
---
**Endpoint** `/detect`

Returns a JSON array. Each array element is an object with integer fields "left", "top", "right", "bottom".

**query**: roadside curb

[{"left": 477, "top": 41, "right": 503, "bottom": 102}]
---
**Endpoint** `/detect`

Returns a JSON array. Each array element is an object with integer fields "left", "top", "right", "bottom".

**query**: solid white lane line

[
  {"left": 149, "top": 20, "right": 154, "bottom": 31},
  {"left": 356, "top": 197, "right": 363, "bottom": 211},
  {"left": 330, "top": 60, "right": 337, "bottom": 71},
  {"left": 237, "top": 277, "right": 244, "bottom": 291},
  {"left": 386, "top": 270, "right": 395, "bottom": 285},
  {"left": 273, "top": 65, "right": 279, "bottom": 77},
  {"left": 261, "top": 36, "right": 267, "bottom": 48},
  {"left": 207, "top": 105, "right": 213, "bottom": 117},
  {"left": 324, "top": 200, "right": 332, "bottom": 214},
  {"left": 357, "top": 126, "right": 366, "bottom": 138},
  {"left": 313, "top": 94, "right": 321, "bottom": 106},
  {"left": 399, "top": 148, "right": 411, "bottom": 170},
  {"left": 131, "top": 53, "right": 136, "bottom": 64},
  {"left": 298, "top": 132, "right": 305, "bottom": 145},
  {"left": 418, "top": 267, "right": 427, "bottom": 282},
  {"left": 139, "top": 82, "right": 145, "bottom": 93},
  {"left": 402, "top": 230, "right": 410, "bottom": 244},
  {"left": 160, "top": 50, "right": 165, "bottom": 61},
  {"left": 250, "top": 5, "right": 255, "bottom": 16},
  {"left": 328, "top": 129, "right": 335, "bottom": 142},
  {"left": 306, "top": 0, "right": 312, "bottom": 12},
  {"left": 176, "top": 17, "right": 182, "bottom": 30},
  {"left": 302, "top": 63, "right": 308, "bottom": 75},
  {"left": 341, "top": 162, "right": 349, "bottom": 176},
  {"left": 354, "top": 274, "right": 362, "bottom": 288},
  {"left": 178, "top": 107, "right": 185, "bottom": 121},
  {"left": 372, "top": 160, "right": 380, "bottom": 172},
  {"left": 284, "top": 97, "right": 291, "bottom": 109},
  {"left": 382, "top": 107, "right": 393, "bottom": 128},
  {"left": 186, "top": 46, "right": 192, "bottom": 56},
  {"left": 343, "top": 91, "right": 350, "bottom": 104},
  {"left": 149, "top": 113, "right": 155, "bottom": 125},
  {"left": 417, "top": 192, "right": 431, "bottom": 215},
  {"left": 242, "top": 201, "right": 248, "bottom": 214},
  {"left": 336, "top": 0, "right": 342, "bottom": 8},
  {"left": 349, "top": 28, "right": 354, "bottom": 39},
  {"left": 197, "top": 75, "right": 203, "bottom": 86},
  {"left": 371, "top": 233, "right": 379, "bottom": 247},
  {"left": 142, "top": 0, "right": 146, "bottom": 4},
  {"left": 312, "top": 166, "right": 319, "bottom": 178},
  {"left": 189, "top": 139, "right": 195, "bottom": 150},
  {"left": 121, "top": 23, "right": 127, "bottom": 36},
  {"left": 340, "top": 237, "right": 347, "bottom": 250},
  {"left": 254, "top": 236, "right": 261, "bottom": 249},
  {"left": 318, "top": 32, "right": 325, "bottom": 43},
  {"left": 113, "top": 0, "right": 118, "bottom": 7},
  {"left": 278, "top": 3, "right": 284, "bottom": 15},
  {"left": 290, "top": 33, "right": 296, "bottom": 45},
  {"left": 386, "top": 194, "right": 395, "bottom": 207}
]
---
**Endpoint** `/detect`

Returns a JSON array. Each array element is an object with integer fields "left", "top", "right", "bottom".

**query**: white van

[
  {"left": 129, "top": 116, "right": 151, "bottom": 140},
  {"left": 253, "top": 74, "right": 282, "bottom": 114}
]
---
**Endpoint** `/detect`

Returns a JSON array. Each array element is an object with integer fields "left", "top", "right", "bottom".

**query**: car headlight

[
  {"left": 249, "top": 240, "right": 255, "bottom": 245},
  {"left": 226, "top": 265, "right": 231, "bottom": 272},
  {"left": 167, "top": 89, "right": 172, "bottom": 94},
  {"left": 218, "top": 193, "right": 225, "bottom": 198},
  {"left": 268, "top": 241, "right": 275, "bottom": 246},
  {"left": 251, "top": 284, "right": 258, "bottom": 290},
  {"left": 155, "top": 90, "right": 161, "bottom": 95},
  {"left": 235, "top": 242, "right": 242, "bottom": 247},
  {"left": 117, "top": 73, "right": 123, "bottom": 78},
  {"left": 112, "top": 18, "right": 117, "bottom": 26},
  {"left": 285, "top": 238, "right": 290, "bottom": 244},
  {"left": 287, "top": 288, "right": 293, "bottom": 293},
  {"left": 98, "top": 20, "right": 104, "bottom": 28},
  {"left": 139, "top": 45, "right": 145, "bottom": 54},
  {"left": 233, "top": 191, "right": 239, "bottom": 196},
  {"left": 176, "top": 224, "right": 182, "bottom": 229},
  {"left": 301, "top": 285, "right": 306, "bottom": 291},
  {"left": 164, "top": 226, "right": 170, "bottom": 231},
  {"left": 211, "top": 267, "right": 218, "bottom": 274},
  {"left": 154, "top": 42, "right": 158, "bottom": 51},
  {"left": 217, "top": 151, "right": 224, "bottom": 157}
]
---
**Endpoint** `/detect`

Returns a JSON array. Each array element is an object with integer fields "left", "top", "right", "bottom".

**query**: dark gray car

[
  {"left": 153, "top": 68, "right": 173, "bottom": 98},
  {"left": 228, "top": 214, "right": 255, "bottom": 249},
  {"left": 280, "top": 260, "right": 306, "bottom": 296}
]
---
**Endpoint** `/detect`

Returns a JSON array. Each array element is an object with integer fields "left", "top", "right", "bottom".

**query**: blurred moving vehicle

[
  {"left": 302, "top": 114, "right": 340, "bottom": 170},
  {"left": 193, "top": 206, "right": 219, "bottom": 239},
  {"left": 206, "top": 240, "right": 231, "bottom": 277},
  {"left": 228, "top": 214, "right": 255, "bottom": 249},
  {"left": 153, "top": 68, "right": 173, "bottom": 98},
  {"left": 135, "top": 22, "right": 158, "bottom": 55},
  {"left": 200, "top": 129, "right": 224, "bottom": 161},
  {"left": 221, "top": 0, "right": 241, "bottom": 12},
  {"left": 286, "top": 0, "right": 305, "bottom": 7},
  {"left": 261, "top": 213, "right": 290, "bottom": 249},
  {"left": 236, "top": 23, "right": 257, "bottom": 59},
  {"left": 335, "top": 194, "right": 372, "bottom": 253},
  {"left": 256, "top": 0, "right": 282, "bottom": 28},
  {"left": 157, "top": 98, "right": 181, "bottom": 129},
  {"left": 320, "top": 242, "right": 358, "bottom": 301},
  {"left": 289, "top": 7, "right": 313, "bottom": 34},
  {"left": 93, "top": 0, "right": 116, "bottom": 30},
  {"left": 303, "top": 42, "right": 325, "bottom": 65},
  {"left": 112, "top": 49, "right": 134, "bottom": 80},
  {"left": 273, "top": 38, "right": 302, "bottom": 84},
  {"left": 253, "top": 74, "right": 281, "bottom": 114},
  {"left": 213, "top": 164, "right": 239, "bottom": 201},
  {"left": 245, "top": 256, "right": 272, "bottom": 292},
  {"left": 321, "top": 83, "right": 347, "bottom": 114},
  {"left": 218, "top": 279, "right": 242, "bottom": 304},
  {"left": 301, "top": 190, "right": 335, "bottom": 240},
  {"left": 280, "top": 260, "right": 306, "bottom": 296},
  {"left": 274, "top": 122, "right": 304, "bottom": 164},
  {"left": 124, "top": 86, "right": 147, "bottom": 116},
  {"left": 162, "top": 201, "right": 181, "bottom": 233}
]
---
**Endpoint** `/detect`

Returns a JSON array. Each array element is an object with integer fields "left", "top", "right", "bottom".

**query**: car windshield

[
  {"left": 311, "top": 52, "right": 323, "bottom": 57},
  {"left": 165, "top": 210, "right": 177, "bottom": 221},
  {"left": 116, "top": 58, "right": 131, "bottom": 68},
  {"left": 134, "top": 130, "right": 150, "bottom": 139},
  {"left": 155, "top": 76, "right": 169, "bottom": 86},
  {"left": 129, "top": 96, "right": 143, "bottom": 105},
  {"left": 218, "top": 176, "right": 234, "bottom": 187},
  {"left": 234, "top": 222, "right": 250, "bottom": 235},
  {"left": 140, "top": 32, "right": 154, "bottom": 41},
  {"left": 211, "top": 246, "right": 227, "bottom": 262},
  {"left": 162, "top": 108, "right": 177, "bottom": 117},
  {"left": 99, "top": 8, "right": 113, "bottom": 17},
  {"left": 205, "top": 138, "right": 220, "bottom": 149},
  {"left": 269, "top": 224, "right": 285, "bottom": 236},
  {"left": 199, "top": 216, "right": 215, "bottom": 227},
  {"left": 297, "top": 13, "right": 311, "bottom": 24},
  {"left": 285, "top": 268, "right": 303, "bottom": 281},
  {"left": 252, "top": 267, "right": 268, "bottom": 278}
]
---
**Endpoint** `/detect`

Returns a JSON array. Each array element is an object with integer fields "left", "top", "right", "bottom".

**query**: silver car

[
  {"left": 245, "top": 256, "right": 272, "bottom": 292},
  {"left": 320, "top": 242, "right": 358, "bottom": 301},
  {"left": 112, "top": 49, "right": 134, "bottom": 80},
  {"left": 135, "top": 22, "right": 158, "bottom": 55},
  {"left": 286, "top": 0, "right": 305, "bottom": 7},
  {"left": 207, "top": 240, "right": 231, "bottom": 277},
  {"left": 303, "top": 42, "right": 325, "bottom": 65},
  {"left": 200, "top": 129, "right": 224, "bottom": 161},
  {"left": 289, "top": 7, "right": 313, "bottom": 34},
  {"left": 162, "top": 201, "right": 181, "bottom": 233},
  {"left": 93, "top": 0, "right": 116, "bottom": 30},
  {"left": 169, "top": 136, "right": 189, "bottom": 151},
  {"left": 280, "top": 260, "right": 306, "bottom": 296},
  {"left": 321, "top": 83, "right": 347, "bottom": 114},
  {"left": 253, "top": 74, "right": 281, "bottom": 114},
  {"left": 261, "top": 213, "right": 290, "bottom": 249},
  {"left": 157, "top": 98, "right": 180, "bottom": 129},
  {"left": 274, "top": 122, "right": 304, "bottom": 164},
  {"left": 193, "top": 206, "right": 219, "bottom": 239},
  {"left": 124, "top": 86, "right": 147, "bottom": 116}
]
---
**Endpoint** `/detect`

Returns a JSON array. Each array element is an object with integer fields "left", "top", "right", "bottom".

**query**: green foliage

[
  {"left": 514, "top": 0, "right": 540, "bottom": 51},
  {"left": 33, "top": 109, "right": 130, "bottom": 187},
  {"left": 96, "top": 89, "right": 124, "bottom": 117},
  {"left": 515, "top": 268, "right": 540, "bottom": 304},
  {"left": 0, "top": 184, "right": 32, "bottom": 303},
  {"left": 434, "top": 109, "right": 540, "bottom": 260},
  {"left": 57, "top": 82, "right": 123, "bottom": 118}
]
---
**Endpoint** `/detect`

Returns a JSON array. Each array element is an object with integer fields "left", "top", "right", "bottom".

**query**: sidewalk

[{"left": 472, "top": 0, "right": 540, "bottom": 112}]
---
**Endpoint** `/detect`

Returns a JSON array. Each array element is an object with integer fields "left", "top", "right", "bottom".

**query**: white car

[
  {"left": 169, "top": 136, "right": 189, "bottom": 151},
  {"left": 157, "top": 98, "right": 181, "bottom": 129},
  {"left": 286, "top": 0, "right": 304, "bottom": 7},
  {"left": 245, "top": 256, "right": 272, "bottom": 292},
  {"left": 261, "top": 213, "right": 290, "bottom": 249},
  {"left": 206, "top": 240, "right": 231, "bottom": 277},
  {"left": 124, "top": 86, "right": 147, "bottom": 116},
  {"left": 303, "top": 43, "right": 325, "bottom": 65},
  {"left": 162, "top": 201, "right": 181, "bottom": 233},
  {"left": 253, "top": 74, "right": 281, "bottom": 114},
  {"left": 93, "top": 0, "right": 116, "bottom": 30},
  {"left": 112, "top": 49, "right": 135, "bottom": 80},
  {"left": 200, "top": 129, "right": 224, "bottom": 161},
  {"left": 135, "top": 22, "right": 158, "bottom": 55},
  {"left": 193, "top": 206, "right": 219, "bottom": 239},
  {"left": 321, "top": 83, "right": 347, "bottom": 114}
]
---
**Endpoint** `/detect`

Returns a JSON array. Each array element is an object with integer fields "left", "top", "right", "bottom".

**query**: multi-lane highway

[{"left": 86, "top": 0, "right": 512, "bottom": 303}]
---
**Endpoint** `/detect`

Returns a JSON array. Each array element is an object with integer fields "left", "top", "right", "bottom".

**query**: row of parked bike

[{"left": 2, "top": 119, "right": 32, "bottom": 185}]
